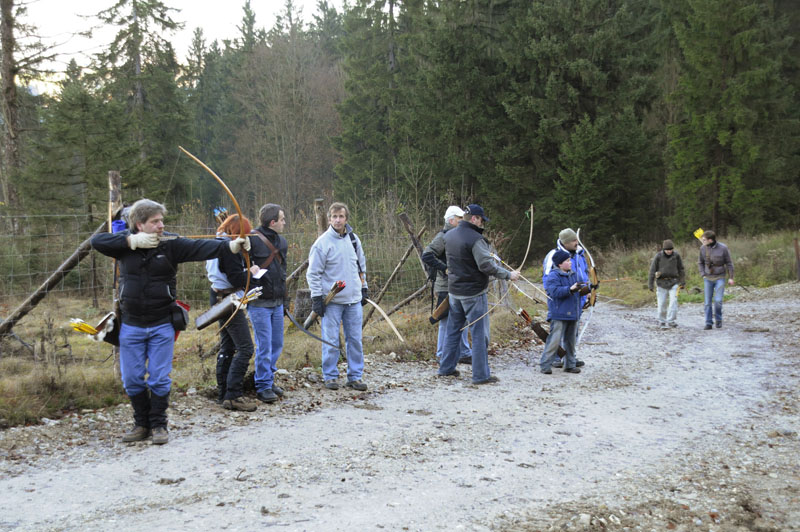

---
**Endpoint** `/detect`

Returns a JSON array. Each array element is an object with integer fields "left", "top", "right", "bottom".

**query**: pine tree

[{"left": 667, "top": 0, "right": 799, "bottom": 235}]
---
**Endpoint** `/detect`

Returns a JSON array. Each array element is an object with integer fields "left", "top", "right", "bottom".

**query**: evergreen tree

[
  {"left": 667, "top": 0, "right": 799, "bottom": 235},
  {"left": 91, "top": 0, "right": 192, "bottom": 201},
  {"left": 23, "top": 60, "right": 131, "bottom": 215}
]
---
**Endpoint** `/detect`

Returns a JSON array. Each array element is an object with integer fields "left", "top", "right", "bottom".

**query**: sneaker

[
  {"left": 564, "top": 367, "right": 581, "bottom": 374},
  {"left": 458, "top": 356, "right": 472, "bottom": 365},
  {"left": 256, "top": 389, "right": 279, "bottom": 403},
  {"left": 575, "top": 360, "right": 585, "bottom": 367},
  {"left": 660, "top": 324, "right": 669, "bottom": 330},
  {"left": 345, "top": 380, "right": 368, "bottom": 391},
  {"left": 121, "top": 425, "right": 150, "bottom": 442},
  {"left": 272, "top": 385, "right": 285, "bottom": 397},
  {"left": 704, "top": 324, "right": 712, "bottom": 330},
  {"left": 552, "top": 359, "right": 564, "bottom": 368},
  {"left": 151, "top": 427, "right": 169, "bottom": 445},
  {"left": 715, "top": 322, "right": 722, "bottom": 328},
  {"left": 438, "top": 369, "right": 460, "bottom": 377},
  {"left": 223, "top": 397, "right": 257, "bottom": 412},
  {"left": 540, "top": 368, "right": 552, "bottom": 375},
  {"left": 669, "top": 323, "right": 678, "bottom": 328},
  {"left": 474, "top": 375, "right": 499, "bottom": 385},
  {"left": 324, "top": 379, "right": 340, "bottom": 390}
]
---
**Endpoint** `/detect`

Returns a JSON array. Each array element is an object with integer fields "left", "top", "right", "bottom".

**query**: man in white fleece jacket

[{"left": 306, "top": 202, "right": 369, "bottom": 391}]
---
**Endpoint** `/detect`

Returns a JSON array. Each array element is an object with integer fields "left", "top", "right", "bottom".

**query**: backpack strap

[
  {"left": 348, "top": 231, "right": 364, "bottom": 275},
  {"left": 250, "top": 230, "right": 282, "bottom": 269}
]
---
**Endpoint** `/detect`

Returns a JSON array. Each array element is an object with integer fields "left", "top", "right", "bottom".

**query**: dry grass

[{"left": 0, "top": 285, "right": 534, "bottom": 427}]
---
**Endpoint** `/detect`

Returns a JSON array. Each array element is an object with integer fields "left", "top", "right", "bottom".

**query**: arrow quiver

[
  {"left": 303, "top": 281, "right": 346, "bottom": 329},
  {"left": 429, "top": 293, "right": 449, "bottom": 325},
  {"left": 518, "top": 308, "right": 566, "bottom": 358}
]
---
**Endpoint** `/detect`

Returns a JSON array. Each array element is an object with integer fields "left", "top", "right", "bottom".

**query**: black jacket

[
  {"left": 249, "top": 226, "right": 288, "bottom": 302},
  {"left": 91, "top": 231, "right": 226, "bottom": 327}
]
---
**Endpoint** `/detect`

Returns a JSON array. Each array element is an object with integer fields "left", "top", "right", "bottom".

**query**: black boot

[
  {"left": 149, "top": 392, "right": 170, "bottom": 445},
  {"left": 122, "top": 391, "right": 151, "bottom": 442},
  {"left": 216, "top": 353, "right": 232, "bottom": 403}
]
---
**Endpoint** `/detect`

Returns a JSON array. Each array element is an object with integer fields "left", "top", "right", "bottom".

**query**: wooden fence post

[{"left": 794, "top": 238, "right": 800, "bottom": 282}]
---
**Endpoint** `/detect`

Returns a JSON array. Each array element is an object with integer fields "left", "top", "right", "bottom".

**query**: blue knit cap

[{"left": 551, "top": 250, "right": 571, "bottom": 268}]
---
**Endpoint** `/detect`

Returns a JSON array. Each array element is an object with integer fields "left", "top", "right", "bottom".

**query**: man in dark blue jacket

[
  {"left": 247, "top": 203, "right": 289, "bottom": 404},
  {"left": 438, "top": 204, "right": 519, "bottom": 385},
  {"left": 91, "top": 199, "right": 249, "bottom": 444}
]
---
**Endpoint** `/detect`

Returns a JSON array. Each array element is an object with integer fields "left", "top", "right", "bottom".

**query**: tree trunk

[{"left": 0, "top": 0, "right": 22, "bottom": 230}]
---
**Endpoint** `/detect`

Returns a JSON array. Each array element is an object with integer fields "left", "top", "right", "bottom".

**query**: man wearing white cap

[{"left": 422, "top": 205, "right": 473, "bottom": 363}]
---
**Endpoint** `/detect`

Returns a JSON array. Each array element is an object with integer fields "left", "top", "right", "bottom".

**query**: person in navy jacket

[{"left": 539, "top": 250, "right": 584, "bottom": 375}]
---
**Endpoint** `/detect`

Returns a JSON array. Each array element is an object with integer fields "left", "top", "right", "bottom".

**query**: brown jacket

[{"left": 698, "top": 241, "right": 734, "bottom": 281}]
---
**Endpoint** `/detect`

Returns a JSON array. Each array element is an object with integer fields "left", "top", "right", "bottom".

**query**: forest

[{"left": 1, "top": 0, "right": 798, "bottom": 258}]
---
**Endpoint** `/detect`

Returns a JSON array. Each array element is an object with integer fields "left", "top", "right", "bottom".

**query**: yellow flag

[{"left": 693, "top": 228, "right": 704, "bottom": 240}]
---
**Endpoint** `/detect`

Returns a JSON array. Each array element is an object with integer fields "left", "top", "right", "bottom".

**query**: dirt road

[{"left": 2, "top": 284, "right": 799, "bottom": 531}]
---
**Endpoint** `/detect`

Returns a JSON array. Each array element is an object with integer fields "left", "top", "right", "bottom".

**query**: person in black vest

[
  {"left": 247, "top": 203, "right": 289, "bottom": 404},
  {"left": 421, "top": 205, "right": 473, "bottom": 363},
  {"left": 91, "top": 199, "right": 249, "bottom": 444},
  {"left": 438, "top": 204, "right": 520, "bottom": 384}
]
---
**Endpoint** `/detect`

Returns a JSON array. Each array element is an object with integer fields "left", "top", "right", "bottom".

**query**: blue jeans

[
  {"left": 436, "top": 313, "right": 472, "bottom": 360},
  {"left": 703, "top": 278, "right": 725, "bottom": 325},
  {"left": 248, "top": 305, "right": 284, "bottom": 393},
  {"left": 439, "top": 293, "right": 490, "bottom": 383},
  {"left": 321, "top": 302, "right": 364, "bottom": 382},
  {"left": 540, "top": 319, "right": 578, "bottom": 371},
  {"left": 119, "top": 322, "right": 175, "bottom": 396}
]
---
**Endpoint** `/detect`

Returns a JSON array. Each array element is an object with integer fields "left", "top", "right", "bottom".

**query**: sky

[{"left": 23, "top": 0, "right": 344, "bottom": 92}]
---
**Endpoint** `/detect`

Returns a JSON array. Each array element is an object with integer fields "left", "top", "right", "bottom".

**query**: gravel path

[{"left": 2, "top": 283, "right": 799, "bottom": 531}]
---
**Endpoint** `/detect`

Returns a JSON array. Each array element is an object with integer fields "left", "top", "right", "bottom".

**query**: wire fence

[{"left": 0, "top": 214, "right": 429, "bottom": 313}]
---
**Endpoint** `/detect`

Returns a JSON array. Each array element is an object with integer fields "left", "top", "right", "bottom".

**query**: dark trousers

[{"left": 216, "top": 304, "right": 255, "bottom": 401}]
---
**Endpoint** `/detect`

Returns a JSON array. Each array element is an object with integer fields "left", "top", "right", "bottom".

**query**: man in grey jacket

[
  {"left": 648, "top": 239, "right": 685, "bottom": 329},
  {"left": 438, "top": 204, "right": 519, "bottom": 385},
  {"left": 307, "top": 202, "right": 369, "bottom": 391},
  {"left": 698, "top": 230, "right": 734, "bottom": 329}
]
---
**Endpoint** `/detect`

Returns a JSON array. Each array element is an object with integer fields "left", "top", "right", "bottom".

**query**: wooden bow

[
  {"left": 575, "top": 228, "right": 598, "bottom": 345},
  {"left": 179, "top": 146, "right": 251, "bottom": 331}
]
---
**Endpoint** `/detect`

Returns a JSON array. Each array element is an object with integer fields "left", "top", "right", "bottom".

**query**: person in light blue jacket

[
  {"left": 540, "top": 250, "right": 584, "bottom": 375},
  {"left": 306, "top": 202, "right": 369, "bottom": 391}
]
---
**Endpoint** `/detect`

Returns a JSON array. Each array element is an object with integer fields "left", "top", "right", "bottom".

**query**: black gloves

[
  {"left": 361, "top": 287, "right": 369, "bottom": 306},
  {"left": 311, "top": 296, "right": 325, "bottom": 317}
]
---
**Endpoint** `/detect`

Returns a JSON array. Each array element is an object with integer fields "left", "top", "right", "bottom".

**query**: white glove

[
  {"left": 128, "top": 232, "right": 159, "bottom": 250},
  {"left": 229, "top": 236, "right": 251, "bottom": 254}
]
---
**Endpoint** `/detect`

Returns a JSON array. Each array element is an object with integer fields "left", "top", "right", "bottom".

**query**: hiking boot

[
  {"left": 121, "top": 425, "right": 150, "bottom": 442},
  {"left": 272, "top": 385, "right": 285, "bottom": 397},
  {"left": 474, "top": 375, "right": 499, "bottom": 385},
  {"left": 324, "top": 379, "right": 340, "bottom": 390},
  {"left": 564, "top": 367, "right": 581, "bottom": 374},
  {"left": 575, "top": 360, "right": 585, "bottom": 367},
  {"left": 345, "top": 380, "right": 368, "bottom": 391},
  {"left": 438, "top": 369, "right": 460, "bottom": 377},
  {"left": 151, "top": 427, "right": 169, "bottom": 445},
  {"left": 256, "top": 389, "right": 279, "bottom": 403},
  {"left": 552, "top": 359, "right": 564, "bottom": 368},
  {"left": 704, "top": 324, "right": 713, "bottom": 330},
  {"left": 223, "top": 396, "right": 257, "bottom": 412},
  {"left": 540, "top": 368, "right": 552, "bottom": 375},
  {"left": 458, "top": 356, "right": 472, "bottom": 365}
]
